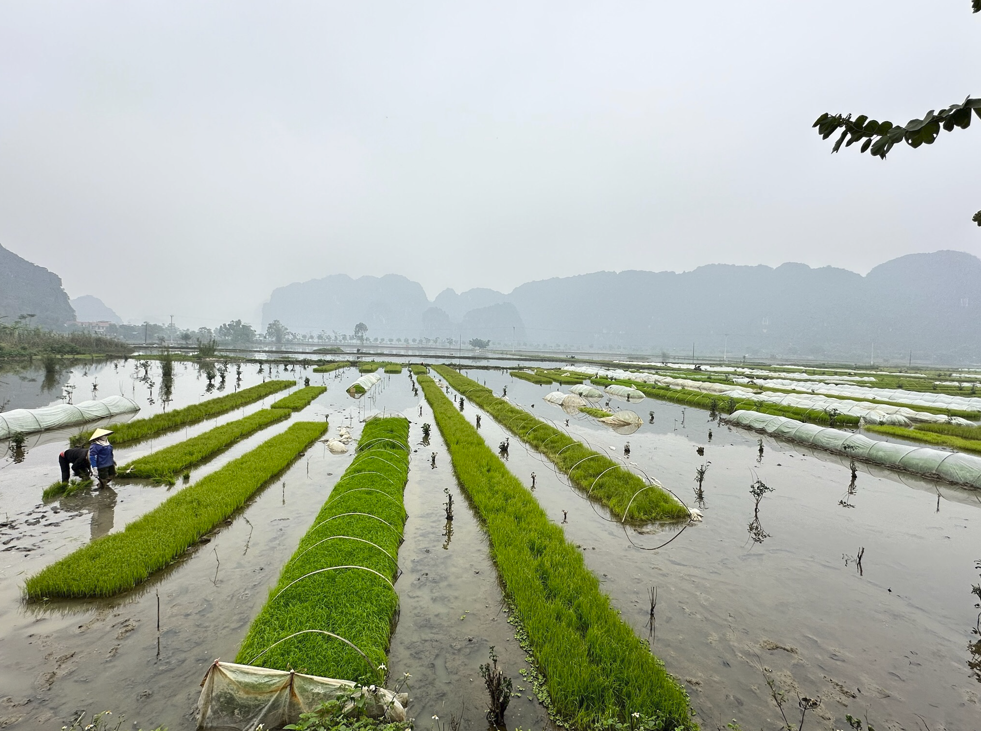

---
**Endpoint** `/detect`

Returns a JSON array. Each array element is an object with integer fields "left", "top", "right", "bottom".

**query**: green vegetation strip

[
  {"left": 865, "top": 424, "right": 981, "bottom": 455},
  {"left": 419, "top": 375, "right": 693, "bottom": 730},
  {"left": 537, "top": 369, "right": 585, "bottom": 385},
  {"left": 409, "top": 364, "right": 428, "bottom": 375},
  {"left": 69, "top": 380, "right": 294, "bottom": 447},
  {"left": 383, "top": 363, "right": 403, "bottom": 374},
  {"left": 591, "top": 376, "right": 861, "bottom": 428},
  {"left": 27, "top": 421, "right": 328, "bottom": 599},
  {"left": 510, "top": 370, "right": 552, "bottom": 385},
  {"left": 236, "top": 418, "right": 409, "bottom": 680},
  {"left": 434, "top": 366, "right": 686, "bottom": 521},
  {"left": 312, "top": 361, "right": 349, "bottom": 373},
  {"left": 579, "top": 406, "right": 613, "bottom": 419},
  {"left": 270, "top": 386, "right": 327, "bottom": 410},
  {"left": 119, "top": 408, "right": 290, "bottom": 479}
]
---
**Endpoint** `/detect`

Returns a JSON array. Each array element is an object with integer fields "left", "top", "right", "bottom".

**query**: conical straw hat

[{"left": 89, "top": 428, "right": 114, "bottom": 441}]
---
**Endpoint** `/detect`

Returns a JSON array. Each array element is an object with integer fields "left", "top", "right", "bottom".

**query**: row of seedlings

[
  {"left": 434, "top": 366, "right": 688, "bottom": 522},
  {"left": 26, "top": 421, "right": 328, "bottom": 599},
  {"left": 118, "top": 386, "right": 325, "bottom": 480},
  {"left": 236, "top": 417, "right": 410, "bottom": 680},
  {"left": 417, "top": 375, "right": 694, "bottom": 731},
  {"left": 866, "top": 421, "right": 981, "bottom": 455},
  {"left": 69, "top": 380, "right": 295, "bottom": 446},
  {"left": 312, "top": 362, "right": 350, "bottom": 373}
]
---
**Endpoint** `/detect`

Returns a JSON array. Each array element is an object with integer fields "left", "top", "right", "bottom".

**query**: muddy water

[
  {"left": 386, "top": 399, "right": 551, "bottom": 731},
  {"left": 0, "top": 363, "right": 554, "bottom": 731},
  {"left": 448, "top": 368, "right": 981, "bottom": 731}
]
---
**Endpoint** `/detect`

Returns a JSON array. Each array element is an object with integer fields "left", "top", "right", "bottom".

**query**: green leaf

[
  {"left": 854, "top": 115, "right": 868, "bottom": 127},
  {"left": 832, "top": 129, "right": 848, "bottom": 153},
  {"left": 813, "top": 113, "right": 830, "bottom": 127},
  {"left": 860, "top": 138, "right": 873, "bottom": 153}
]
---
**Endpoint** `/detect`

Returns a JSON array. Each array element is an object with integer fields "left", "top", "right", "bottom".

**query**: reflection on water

[
  {"left": 55, "top": 486, "right": 117, "bottom": 540},
  {"left": 972, "top": 560, "right": 981, "bottom": 684}
]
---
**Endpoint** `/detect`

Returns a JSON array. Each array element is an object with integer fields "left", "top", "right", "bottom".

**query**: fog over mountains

[{"left": 263, "top": 250, "right": 981, "bottom": 363}]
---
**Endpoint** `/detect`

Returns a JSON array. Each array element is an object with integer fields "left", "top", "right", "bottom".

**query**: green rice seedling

[
  {"left": 236, "top": 418, "right": 410, "bottom": 681},
  {"left": 358, "top": 362, "right": 383, "bottom": 373},
  {"left": 270, "top": 386, "right": 327, "bottom": 411},
  {"left": 510, "top": 370, "right": 552, "bottom": 385},
  {"left": 536, "top": 369, "right": 585, "bottom": 385},
  {"left": 434, "top": 367, "right": 687, "bottom": 522},
  {"left": 312, "top": 361, "right": 350, "bottom": 373},
  {"left": 579, "top": 406, "right": 613, "bottom": 419},
  {"left": 865, "top": 425, "right": 981, "bottom": 455},
  {"left": 383, "top": 363, "right": 402, "bottom": 374},
  {"left": 409, "top": 364, "right": 427, "bottom": 375},
  {"left": 42, "top": 478, "right": 93, "bottom": 501},
  {"left": 69, "top": 380, "right": 294, "bottom": 447},
  {"left": 119, "top": 408, "right": 291, "bottom": 479},
  {"left": 417, "top": 375, "right": 694, "bottom": 731},
  {"left": 914, "top": 422, "right": 981, "bottom": 440},
  {"left": 26, "top": 421, "right": 328, "bottom": 599}
]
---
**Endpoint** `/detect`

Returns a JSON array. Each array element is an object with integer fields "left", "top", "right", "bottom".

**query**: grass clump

[
  {"left": 579, "top": 406, "right": 613, "bottom": 419},
  {"left": 510, "top": 370, "right": 553, "bottom": 385},
  {"left": 236, "top": 418, "right": 409, "bottom": 680},
  {"left": 418, "top": 375, "right": 694, "bottom": 731},
  {"left": 26, "top": 421, "right": 328, "bottom": 599},
  {"left": 866, "top": 424, "right": 981, "bottom": 455},
  {"left": 69, "top": 380, "right": 294, "bottom": 447},
  {"left": 312, "top": 361, "right": 349, "bottom": 373},
  {"left": 119, "top": 408, "right": 290, "bottom": 479},
  {"left": 270, "top": 386, "right": 327, "bottom": 411},
  {"left": 434, "top": 366, "right": 687, "bottom": 522}
]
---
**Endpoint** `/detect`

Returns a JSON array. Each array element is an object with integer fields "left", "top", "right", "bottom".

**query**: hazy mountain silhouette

[
  {"left": 70, "top": 295, "right": 122, "bottom": 324},
  {"left": 0, "top": 243, "right": 75, "bottom": 331},
  {"left": 258, "top": 249, "right": 981, "bottom": 363}
]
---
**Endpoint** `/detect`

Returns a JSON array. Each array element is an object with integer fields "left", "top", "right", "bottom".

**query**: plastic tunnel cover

[
  {"left": 727, "top": 410, "right": 981, "bottom": 489},
  {"left": 0, "top": 395, "right": 140, "bottom": 440}
]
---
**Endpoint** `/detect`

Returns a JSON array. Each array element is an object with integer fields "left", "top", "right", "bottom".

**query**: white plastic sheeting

[
  {"left": 604, "top": 384, "right": 645, "bottom": 403},
  {"left": 543, "top": 391, "right": 588, "bottom": 413},
  {"left": 346, "top": 373, "right": 382, "bottom": 399},
  {"left": 197, "top": 661, "right": 408, "bottom": 731},
  {"left": 570, "top": 384, "right": 604, "bottom": 400},
  {"left": 0, "top": 395, "right": 139, "bottom": 440},
  {"left": 614, "top": 361, "right": 876, "bottom": 383},
  {"left": 598, "top": 410, "right": 643, "bottom": 435},
  {"left": 728, "top": 410, "right": 981, "bottom": 489},
  {"left": 750, "top": 378, "right": 981, "bottom": 414},
  {"left": 570, "top": 366, "right": 973, "bottom": 427}
]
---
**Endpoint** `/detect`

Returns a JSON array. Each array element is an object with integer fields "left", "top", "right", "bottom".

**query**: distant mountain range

[
  {"left": 70, "top": 295, "right": 122, "bottom": 324},
  {"left": 0, "top": 243, "right": 75, "bottom": 330},
  {"left": 263, "top": 250, "right": 981, "bottom": 363}
]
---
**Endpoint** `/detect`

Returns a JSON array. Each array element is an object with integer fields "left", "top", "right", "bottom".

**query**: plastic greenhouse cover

[
  {"left": 346, "top": 373, "right": 382, "bottom": 398},
  {"left": 543, "top": 391, "right": 587, "bottom": 414},
  {"left": 727, "top": 410, "right": 981, "bottom": 489},
  {"left": 570, "top": 384, "right": 604, "bottom": 399},
  {"left": 197, "top": 661, "right": 407, "bottom": 731},
  {"left": 0, "top": 395, "right": 139, "bottom": 440},
  {"left": 604, "top": 384, "right": 645, "bottom": 403},
  {"left": 749, "top": 378, "right": 981, "bottom": 413}
]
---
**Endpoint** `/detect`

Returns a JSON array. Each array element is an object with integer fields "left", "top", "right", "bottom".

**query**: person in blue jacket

[{"left": 88, "top": 428, "right": 116, "bottom": 487}]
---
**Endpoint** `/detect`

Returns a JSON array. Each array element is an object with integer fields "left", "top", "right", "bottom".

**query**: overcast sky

[{"left": 1, "top": 1, "right": 978, "bottom": 327}]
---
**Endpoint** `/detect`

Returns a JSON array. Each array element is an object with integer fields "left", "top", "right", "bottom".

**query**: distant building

[{"left": 72, "top": 320, "right": 114, "bottom": 335}]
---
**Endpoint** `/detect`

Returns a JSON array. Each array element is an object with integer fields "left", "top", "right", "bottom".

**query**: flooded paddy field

[
  {"left": 1, "top": 357, "right": 978, "bottom": 730},
  {"left": 449, "top": 367, "right": 980, "bottom": 730}
]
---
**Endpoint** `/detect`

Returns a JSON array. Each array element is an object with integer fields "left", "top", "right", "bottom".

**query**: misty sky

[{"left": 1, "top": 1, "right": 979, "bottom": 328}]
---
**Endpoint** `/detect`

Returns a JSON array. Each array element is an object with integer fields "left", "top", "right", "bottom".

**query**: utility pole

[
  {"left": 692, "top": 342, "right": 695, "bottom": 363},
  {"left": 512, "top": 326, "right": 515, "bottom": 355},
  {"left": 871, "top": 341, "right": 875, "bottom": 366},
  {"left": 724, "top": 334, "right": 728, "bottom": 363},
  {"left": 144, "top": 322, "right": 148, "bottom": 345}
]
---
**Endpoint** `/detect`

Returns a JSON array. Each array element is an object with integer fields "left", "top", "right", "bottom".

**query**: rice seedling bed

[
  {"left": 591, "top": 376, "right": 861, "bottom": 427},
  {"left": 865, "top": 425, "right": 981, "bottom": 455},
  {"left": 119, "top": 408, "right": 291, "bottom": 479},
  {"left": 68, "top": 380, "right": 294, "bottom": 447},
  {"left": 409, "top": 364, "right": 428, "bottom": 375},
  {"left": 579, "top": 406, "right": 613, "bottom": 419},
  {"left": 384, "top": 363, "right": 403, "bottom": 374},
  {"left": 312, "top": 361, "right": 350, "bottom": 373},
  {"left": 537, "top": 369, "right": 585, "bottom": 385},
  {"left": 417, "top": 374, "right": 694, "bottom": 731},
  {"left": 25, "top": 421, "right": 328, "bottom": 599},
  {"left": 269, "top": 386, "right": 327, "bottom": 411},
  {"left": 434, "top": 366, "right": 687, "bottom": 522},
  {"left": 236, "top": 417, "right": 410, "bottom": 680},
  {"left": 510, "top": 370, "right": 553, "bottom": 385}
]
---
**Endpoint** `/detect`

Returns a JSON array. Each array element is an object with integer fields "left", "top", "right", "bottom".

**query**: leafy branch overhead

[{"left": 813, "top": 96, "right": 981, "bottom": 159}]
